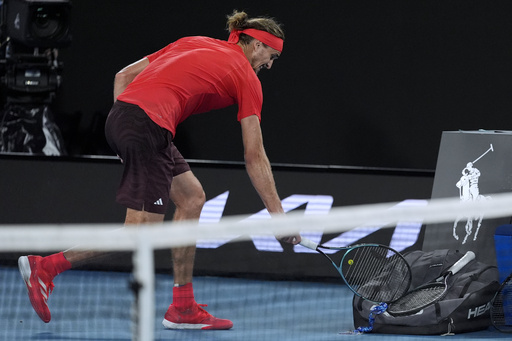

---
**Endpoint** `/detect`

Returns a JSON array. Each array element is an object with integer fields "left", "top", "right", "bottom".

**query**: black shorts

[{"left": 105, "top": 101, "right": 190, "bottom": 214}]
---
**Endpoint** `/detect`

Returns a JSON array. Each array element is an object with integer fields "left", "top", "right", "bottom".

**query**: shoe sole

[
  {"left": 18, "top": 256, "right": 32, "bottom": 286},
  {"left": 163, "top": 318, "right": 233, "bottom": 330},
  {"left": 162, "top": 318, "right": 212, "bottom": 330}
]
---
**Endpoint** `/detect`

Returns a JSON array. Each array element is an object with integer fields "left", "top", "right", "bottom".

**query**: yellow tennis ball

[{"left": 348, "top": 259, "right": 354, "bottom": 265}]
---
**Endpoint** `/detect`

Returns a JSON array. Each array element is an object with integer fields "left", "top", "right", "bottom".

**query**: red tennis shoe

[
  {"left": 18, "top": 255, "right": 55, "bottom": 323},
  {"left": 162, "top": 303, "right": 233, "bottom": 330}
]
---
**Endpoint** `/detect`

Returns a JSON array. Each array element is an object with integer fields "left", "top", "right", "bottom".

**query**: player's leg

[
  {"left": 63, "top": 208, "right": 164, "bottom": 267},
  {"left": 169, "top": 170, "right": 205, "bottom": 285},
  {"left": 162, "top": 165, "right": 232, "bottom": 330}
]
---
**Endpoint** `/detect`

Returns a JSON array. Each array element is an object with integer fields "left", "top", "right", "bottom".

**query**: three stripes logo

[{"left": 154, "top": 198, "right": 163, "bottom": 206}]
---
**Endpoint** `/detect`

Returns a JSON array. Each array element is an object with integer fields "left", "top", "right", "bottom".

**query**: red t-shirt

[{"left": 117, "top": 36, "right": 263, "bottom": 136}]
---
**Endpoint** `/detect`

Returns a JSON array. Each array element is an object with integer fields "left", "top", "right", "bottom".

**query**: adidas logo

[{"left": 154, "top": 198, "right": 163, "bottom": 206}]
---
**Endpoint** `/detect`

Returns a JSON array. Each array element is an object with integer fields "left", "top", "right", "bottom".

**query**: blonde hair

[{"left": 226, "top": 10, "right": 285, "bottom": 45}]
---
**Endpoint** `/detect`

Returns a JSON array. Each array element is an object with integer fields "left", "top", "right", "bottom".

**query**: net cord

[{"left": 1, "top": 192, "right": 512, "bottom": 252}]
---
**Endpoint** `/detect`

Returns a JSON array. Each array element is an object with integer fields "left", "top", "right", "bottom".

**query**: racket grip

[
  {"left": 449, "top": 251, "right": 475, "bottom": 274},
  {"left": 299, "top": 238, "right": 318, "bottom": 250}
]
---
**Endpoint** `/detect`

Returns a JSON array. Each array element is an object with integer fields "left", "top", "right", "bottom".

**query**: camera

[{"left": 0, "top": 0, "right": 72, "bottom": 154}]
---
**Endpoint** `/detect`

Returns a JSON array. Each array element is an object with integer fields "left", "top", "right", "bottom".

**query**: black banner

[{"left": 0, "top": 155, "right": 434, "bottom": 279}]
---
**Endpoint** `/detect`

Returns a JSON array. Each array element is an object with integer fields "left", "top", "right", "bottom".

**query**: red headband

[{"left": 228, "top": 28, "right": 283, "bottom": 53}]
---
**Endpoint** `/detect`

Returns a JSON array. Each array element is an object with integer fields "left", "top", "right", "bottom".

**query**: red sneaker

[
  {"left": 18, "top": 255, "right": 55, "bottom": 323},
  {"left": 162, "top": 303, "right": 233, "bottom": 330}
]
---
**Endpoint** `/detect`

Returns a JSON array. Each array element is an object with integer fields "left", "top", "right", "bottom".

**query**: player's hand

[{"left": 276, "top": 234, "right": 302, "bottom": 245}]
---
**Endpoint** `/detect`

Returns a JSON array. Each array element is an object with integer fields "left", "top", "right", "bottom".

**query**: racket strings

[
  {"left": 384, "top": 257, "right": 411, "bottom": 299},
  {"left": 358, "top": 248, "right": 395, "bottom": 300},
  {"left": 342, "top": 247, "right": 375, "bottom": 283},
  {"left": 342, "top": 247, "right": 379, "bottom": 295},
  {"left": 388, "top": 284, "right": 446, "bottom": 315},
  {"left": 341, "top": 246, "right": 410, "bottom": 302}
]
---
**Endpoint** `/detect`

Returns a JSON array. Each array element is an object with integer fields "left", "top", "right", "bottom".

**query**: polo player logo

[{"left": 453, "top": 144, "right": 493, "bottom": 244}]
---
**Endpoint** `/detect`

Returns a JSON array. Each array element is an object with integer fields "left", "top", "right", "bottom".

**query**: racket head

[
  {"left": 491, "top": 273, "right": 512, "bottom": 333},
  {"left": 387, "top": 251, "right": 475, "bottom": 316},
  {"left": 387, "top": 282, "right": 447, "bottom": 316},
  {"left": 337, "top": 244, "right": 412, "bottom": 303}
]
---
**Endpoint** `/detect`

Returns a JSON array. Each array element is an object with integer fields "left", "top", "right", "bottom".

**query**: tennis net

[{"left": 2, "top": 193, "right": 512, "bottom": 341}]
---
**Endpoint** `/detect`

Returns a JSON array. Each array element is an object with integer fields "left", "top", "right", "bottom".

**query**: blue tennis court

[{"left": 0, "top": 266, "right": 508, "bottom": 341}]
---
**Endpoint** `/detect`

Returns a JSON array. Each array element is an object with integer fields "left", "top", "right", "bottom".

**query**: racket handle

[
  {"left": 299, "top": 238, "right": 318, "bottom": 250},
  {"left": 449, "top": 251, "right": 475, "bottom": 275}
]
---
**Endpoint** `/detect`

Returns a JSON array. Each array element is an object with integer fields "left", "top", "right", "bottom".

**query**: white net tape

[{"left": 1, "top": 192, "right": 511, "bottom": 252}]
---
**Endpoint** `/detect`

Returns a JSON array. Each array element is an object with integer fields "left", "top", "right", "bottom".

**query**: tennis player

[{"left": 18, "top": 10, "right": 300, "bottom": 330}]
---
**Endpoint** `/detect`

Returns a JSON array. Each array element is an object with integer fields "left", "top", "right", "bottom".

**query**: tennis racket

[
  {"left": 490, "top": 272, "right": 512, "bottom": 333},
  {"left": 387, "top": 251, "right": 475, "bottom": 316},
  {"left": 299, "top": 238, "right": 412, "bottom": 303}
]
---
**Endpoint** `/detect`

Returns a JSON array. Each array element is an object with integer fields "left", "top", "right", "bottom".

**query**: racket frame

[{"left": 300, "top": 238, "right": 412, "bottom": 304}]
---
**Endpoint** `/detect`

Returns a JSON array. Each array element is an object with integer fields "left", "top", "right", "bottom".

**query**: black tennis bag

[{"left": 352, "top": 249, "right": 500, "bottom": 335}]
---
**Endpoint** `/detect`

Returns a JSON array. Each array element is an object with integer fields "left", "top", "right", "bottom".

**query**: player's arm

[
  {"left": 240, "top": 115, "right": 300, "bottom": 244},
  {"left": 113, "top": 57, "right": 150, "bottom": 101},
  {"left": 241, "top": 115, "right": 283, "bottom": 214}
]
